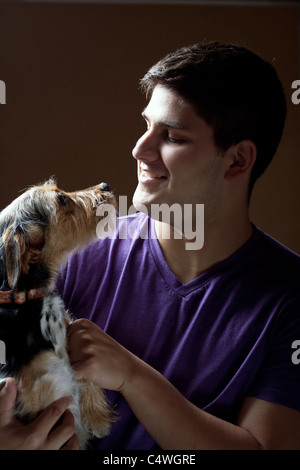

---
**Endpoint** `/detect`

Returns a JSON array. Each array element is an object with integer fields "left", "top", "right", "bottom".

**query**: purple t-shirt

[{"left": 57, "top": 213, "right": 300, "bottom": 450}]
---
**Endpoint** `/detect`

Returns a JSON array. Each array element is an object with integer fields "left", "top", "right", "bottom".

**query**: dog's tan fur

[{"left": 16, "top": 350, "right": 112, "bottom": 442}]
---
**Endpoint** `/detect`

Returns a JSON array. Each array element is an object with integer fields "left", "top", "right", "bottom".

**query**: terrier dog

[{"left": 0, "top": 178, "right": 116, "bottom": 448}]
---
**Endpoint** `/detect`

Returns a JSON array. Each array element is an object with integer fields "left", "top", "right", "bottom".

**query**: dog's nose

[{"left": 100, "top": 182, "right": 112, "bottom": 192}]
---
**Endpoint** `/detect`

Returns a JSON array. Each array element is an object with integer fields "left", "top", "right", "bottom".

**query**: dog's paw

[
  {"left": 79, "top": 379, "right": 115, "bottom": 438},
  {"left": 40, "top": 295, "right": 67, "bottom": 359}
]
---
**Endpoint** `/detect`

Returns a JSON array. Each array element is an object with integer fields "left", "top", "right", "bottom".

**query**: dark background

[{"left": 0, "top": 1, "right": 299, "bottom": 252}]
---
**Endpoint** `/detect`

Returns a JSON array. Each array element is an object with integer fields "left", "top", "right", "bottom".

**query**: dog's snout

[{"left": 100, "top": 182, "right": 112, "bottom": 192}]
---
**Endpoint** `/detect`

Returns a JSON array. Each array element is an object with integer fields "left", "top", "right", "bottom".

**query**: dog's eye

[{"left": 57, "top": 193, "right": 69, "bottom": 206}]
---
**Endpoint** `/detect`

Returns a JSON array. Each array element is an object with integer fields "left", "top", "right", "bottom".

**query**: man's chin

[
  {"left": 132, "top": 198, "right": 150, "bottom": 215},
  {"left": 132, "top": 187, "right": 154, "bottom": 213}
]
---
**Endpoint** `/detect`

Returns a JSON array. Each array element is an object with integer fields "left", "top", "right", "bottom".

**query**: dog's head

[{"left": 0, "top": 178, "right": 115, "bottom": 291}]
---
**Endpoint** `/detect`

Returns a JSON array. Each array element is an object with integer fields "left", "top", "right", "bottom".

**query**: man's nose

[{"left": 132, "top": 130, "right": 159, "bottom": 162}]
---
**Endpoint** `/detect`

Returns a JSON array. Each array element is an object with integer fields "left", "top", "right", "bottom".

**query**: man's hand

[
  {"left": 0, "top": 378, "right": 79, "bottom": 450},
  {"left": 67, "top": 318, "right": 136, "bottom": 392}
]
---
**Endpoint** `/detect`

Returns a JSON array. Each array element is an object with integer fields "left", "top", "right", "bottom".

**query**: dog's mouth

[
  {"left": 96, "top": 199, "right": 112, "bottom": 208},
  {"left": 97, "top": 186, "right": 116, "bottom": 208}
]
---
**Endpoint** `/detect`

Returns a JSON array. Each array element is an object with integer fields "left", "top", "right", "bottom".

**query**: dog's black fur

[
  {"left": 0, "top": 179, "right": 115, "bottom": 446},
  {"left": 0, "top": 207, "right": 51, "bottom": 376},
  {"left": 0, "top": 197, "right": 54, "bottom": 377}
]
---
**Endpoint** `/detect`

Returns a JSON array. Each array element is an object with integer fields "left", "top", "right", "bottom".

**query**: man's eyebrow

[{"left": 141, "top": 110, "right": 187, "bottom": 130}]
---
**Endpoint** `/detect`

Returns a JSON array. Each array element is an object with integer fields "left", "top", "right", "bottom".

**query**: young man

[{"left": 1, "top": 42, "right": 300, "bottom": 449}]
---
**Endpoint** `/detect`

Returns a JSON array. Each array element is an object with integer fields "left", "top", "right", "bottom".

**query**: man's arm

[{"left": 68, "top": 318, "right": 300, "bottom": 450}]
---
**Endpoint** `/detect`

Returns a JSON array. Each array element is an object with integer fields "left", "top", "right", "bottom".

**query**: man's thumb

[{"left": 0, "top": 378, "right": 17, "bottom": 426}]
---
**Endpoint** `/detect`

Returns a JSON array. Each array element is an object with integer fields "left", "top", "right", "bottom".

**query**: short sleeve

[{"left": 248, "top": 295, "right": 300, "bottom": 412}]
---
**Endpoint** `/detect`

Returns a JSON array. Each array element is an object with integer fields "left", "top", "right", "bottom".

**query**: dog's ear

[
  {"left": 2, "top": 227, "right": 25, "bottom": 290},
  {"left": 2, "top": 226, "right": 44, "bottom": 290}
]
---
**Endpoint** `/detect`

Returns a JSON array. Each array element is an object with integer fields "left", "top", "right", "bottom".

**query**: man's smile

[{"left": 139, "top": 162, "right": 168, "bottom": 183}]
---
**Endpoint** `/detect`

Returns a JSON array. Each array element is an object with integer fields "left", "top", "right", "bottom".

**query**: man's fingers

[
  {"left": 0, "top": 386, "right": 77, "bottom": 450},
  {"left": 60, "top": 425, "right": 80, "bottom": 450},
  {"left": 0, "top": 378, "right": 18, "bottom": 427},
  {"left": 26, "top": 396, "right": 74, "bottom": 449},
  {"left": 47, "top": 409, "right": 77, "bottom": 450},
  {"left": 70, "top": 360, "right": 86, "bottom": 381}
]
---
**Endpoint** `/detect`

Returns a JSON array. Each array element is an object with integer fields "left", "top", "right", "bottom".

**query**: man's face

[{"left": 132, "top": 85, "right": 227, "bottom": 217}]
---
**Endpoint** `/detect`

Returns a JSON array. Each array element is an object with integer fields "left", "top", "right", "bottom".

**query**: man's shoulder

[
  {"left": 250, "top": 228, "right": 300, "bottom": 294},
  {"left": 258, "top": 229, "right": 300, "bottom": 268}
]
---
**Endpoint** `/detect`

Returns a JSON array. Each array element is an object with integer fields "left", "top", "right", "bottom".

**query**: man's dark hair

[{"left": 140, "top": 42, "right": 287, "bottom": 193}]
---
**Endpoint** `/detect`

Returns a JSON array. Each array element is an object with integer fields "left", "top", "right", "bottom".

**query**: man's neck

[{"left": 154, "top": 214, "right": 254, "bottom": 285}]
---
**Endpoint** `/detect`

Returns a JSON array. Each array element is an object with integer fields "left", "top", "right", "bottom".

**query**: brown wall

[{"left": 0, "top": 3, "right": 299, "bottom": 252}]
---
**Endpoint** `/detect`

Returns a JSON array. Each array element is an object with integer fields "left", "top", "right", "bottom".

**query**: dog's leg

[
  {"left": 79, "top": 378, "right": 113, "bottom": 439},
  {"left": 40, "top": 295, "right": 113, "bottom": 442},
  {"left": 40, "top": 295, "right": 68, "bottom": 360}
]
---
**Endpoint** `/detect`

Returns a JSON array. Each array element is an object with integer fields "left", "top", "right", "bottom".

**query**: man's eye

[{"left": 167, "top": 134, "right": 185, "bottom": 144}]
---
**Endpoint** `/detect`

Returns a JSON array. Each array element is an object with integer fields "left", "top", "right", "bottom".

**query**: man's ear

[
  {"left": 2, "top": 226, "right": 43, "bottom": 290},
  {"left": 225, "top": 140, "right": 257, "bottom": 180}
]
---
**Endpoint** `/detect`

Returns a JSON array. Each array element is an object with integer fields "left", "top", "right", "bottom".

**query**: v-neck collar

[{"left": 147, "top": 216, "right": 261, "bottom": 298}]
